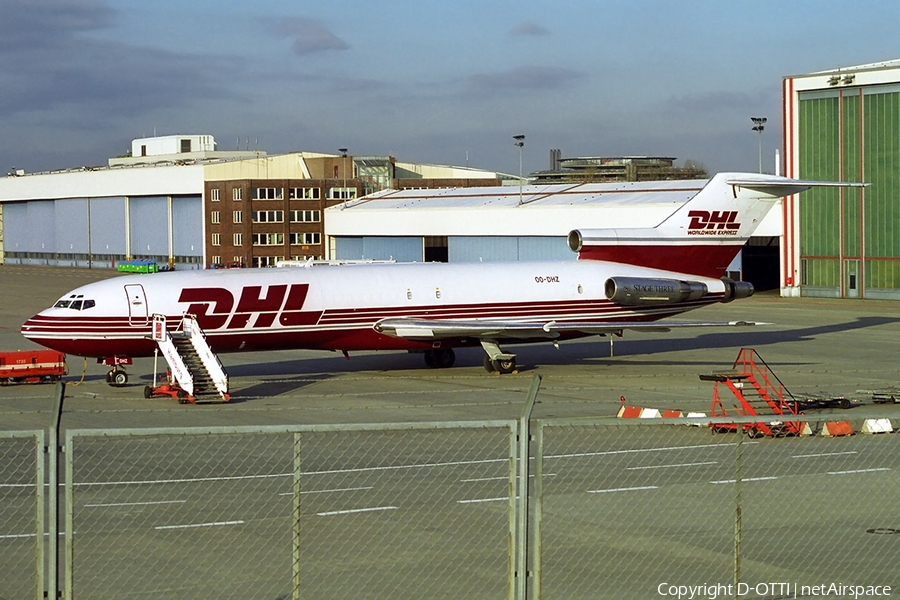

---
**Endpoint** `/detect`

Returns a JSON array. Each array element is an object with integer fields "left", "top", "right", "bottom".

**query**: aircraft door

[{"left": 124, "top": 284, "right": 150, "bottom": 326}]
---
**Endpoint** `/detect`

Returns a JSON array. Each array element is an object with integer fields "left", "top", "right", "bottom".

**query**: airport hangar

[
  {"left": 323, "top": 177, "right": 781, "bottom": 287},
  {"left": 0, "top": 135, "right": 505, "bottom": 270},
  {"left": 783, "top": 58, "right": 900, "bottom": 300}
]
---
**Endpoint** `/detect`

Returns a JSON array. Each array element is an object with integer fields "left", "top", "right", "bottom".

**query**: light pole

[
  {"left": 513, "top": 135, "right": 525, "bottom": 205},
  {"left": 751, "top": 117, "right": 766, "bottom": 173},
  {"left": 338, "top": 148, "right": 348, "bottom": 200}
]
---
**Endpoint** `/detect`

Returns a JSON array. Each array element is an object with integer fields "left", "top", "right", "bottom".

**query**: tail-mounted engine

[
  {"left": 604, "top": 277, "right": 708, "bottom": 306},
  {"left": 721, "top": 278, "right": 754, "bottom": 303}
]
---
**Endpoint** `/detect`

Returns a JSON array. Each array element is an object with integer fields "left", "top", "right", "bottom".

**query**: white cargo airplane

[{"left": 21, "top": 173, "right": 863, "bottom": 385}]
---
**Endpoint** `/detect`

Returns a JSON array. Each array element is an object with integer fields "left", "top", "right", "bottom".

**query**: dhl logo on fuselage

[
  {"left": 178, "top": 284, "right": 315, "bottom": 330},
  {"left": 686, "top": 210, "right": 740, "bottom": 236}
]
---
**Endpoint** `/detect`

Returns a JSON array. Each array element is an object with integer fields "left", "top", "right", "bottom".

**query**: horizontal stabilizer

[{"left": 724, "top": 175, "right": 869, "bottom": 198}]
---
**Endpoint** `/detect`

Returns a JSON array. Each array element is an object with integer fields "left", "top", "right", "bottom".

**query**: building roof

[{"left": 325, "top": 179, "right": 707, "bottom": 237}]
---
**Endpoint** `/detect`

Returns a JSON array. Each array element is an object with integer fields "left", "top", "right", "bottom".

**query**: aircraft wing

[{"left": 373, "top": 317, "right": 760, "bottom": 341}]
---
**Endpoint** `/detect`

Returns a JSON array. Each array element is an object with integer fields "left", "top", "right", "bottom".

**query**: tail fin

[{"left": 568, "top": 173, "right": 866, "bottom": 277}]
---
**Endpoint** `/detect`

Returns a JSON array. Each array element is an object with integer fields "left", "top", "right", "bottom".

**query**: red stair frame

[{"left": 709, "top": 348, "right": 803, "bottom": 437}]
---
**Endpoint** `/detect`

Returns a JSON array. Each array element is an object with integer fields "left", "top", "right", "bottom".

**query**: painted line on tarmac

[
  {"left": 626, "top": 461, "right": 718, "bottom": 470},
  {"left": 459, "top": 473, "right": 556, "bottom": 483},
  {"left": 792, "top": 451, "right": 859, "bottom": 458},
  {"left": 278, "top": 486, "right": 373, "bottom": 496},
  {"left": 710, "top": 476, "right": 778, "bottom": 484},
  {"left": 827, "top": 468, "right": 891, "bottom": 475},
  {"left": 458, "top": 497, "right": 509, "bottom": 504},
  {"left": 85, "top": 499, "right": 187, "bottom": 508},
  {"left": 587, "top": 486, "right": 659, "bottom": 494},
  {"left": 155, "top": 520, "right": 244, "bottom": 530},
  {"left": 317, "top": 506, "right": 397, "bottom": 517},
  {"left": 548, "top": 442, "right": 757, "bottom": 461}
]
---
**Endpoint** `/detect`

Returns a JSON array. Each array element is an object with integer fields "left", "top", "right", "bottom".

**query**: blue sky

[{"left": 2, "top": 0, "right": 899, "bottom": 176}]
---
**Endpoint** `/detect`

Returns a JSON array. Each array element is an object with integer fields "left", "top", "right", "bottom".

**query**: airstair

[
  {"left": 702, "top": 348, "right": 802, "bottom": 437},
  {"left": 148, "top": 314, "right": 230, "bottom": 403}
]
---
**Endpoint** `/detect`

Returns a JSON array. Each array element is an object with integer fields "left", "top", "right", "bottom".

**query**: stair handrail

[{"left": 737, "top": 348, "right": 799, "bottom": 414}]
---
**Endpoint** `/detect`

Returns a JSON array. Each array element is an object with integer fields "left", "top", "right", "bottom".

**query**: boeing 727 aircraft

[{"left": 21, "top": 173, "right": 864, "bottom": 387}]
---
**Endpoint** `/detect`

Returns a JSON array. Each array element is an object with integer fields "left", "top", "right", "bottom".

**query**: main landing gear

[
  {"left": 480, "top": 340, "right": 517, "bottom": 375},
  {"left": 423, "top": 348, "right": 455, "bottom": 368},
  {"left": 483, "top": 353, "right": 516, "bottom": 374}
]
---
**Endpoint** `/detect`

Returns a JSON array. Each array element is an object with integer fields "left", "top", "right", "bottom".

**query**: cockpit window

[{"left": 53, "top": 296, "right": 95, "bottom": 310}]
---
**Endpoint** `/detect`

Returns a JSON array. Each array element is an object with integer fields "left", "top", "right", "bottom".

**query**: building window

[
  {"left": 233, "top": 210, "right": 242, "bottom": 224},
  {"left": 252, "top": 233, "right": 285, "bottom": 246},
  {"left": 290, "top": 232, "right": 321, "bottom": 245},
  {"left": 211, "top": 188, "right": 220, "bottom": 202},
  {"left": 253, "top": 187, "right": 283, "bottom": 200},
  {"left": 234, "top": 233, "right": 242, "bottom": 246},
  {"left": 211, "top": 233, "right": 221, "bottom": 246},
  {"left": 233, "top": 188, "right": 242, "bottom": 201},
  {"left": 232, "top": 256, "right": 243, "bottom": 266},
  {"left": 140, "top": 144, "right": 147, "bottom": 157},
  {"left": 212, "top": 255, "right": 221, "bottom": 265},
  {"left": 291, "top": 255, "right": 323, "bottom": 261},
  {"left": 253, "top": 256, "right": 284, "bottom": 268},
  {"left": 328, "top": 187, "right": 356, "bottom": 200},
  {"left": 180, "top": 138, "right": 192, "bottom": 153},
  {"left": 252, "top": 210, "right": 284, "bottom": 223},
  {"left": 290, "top": 210, "right": 321, "bottom": 223},
  {"left": 289, "top": 187, "right": 320, "bottom": 200},
  {"left": 211, "top": 211, "right": 220, "bottom": 224}
]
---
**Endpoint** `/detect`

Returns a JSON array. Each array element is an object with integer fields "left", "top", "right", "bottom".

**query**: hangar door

[
  {"left": 448, "top": 236, "right": 574, "bottom": 262},
  {"left": 333, "top": 237, "right": 423, "bottom": 262}
]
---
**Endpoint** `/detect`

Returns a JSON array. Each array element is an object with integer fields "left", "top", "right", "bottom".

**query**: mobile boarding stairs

[
  {"left": 147, "top": 314, "right": 230, "bottom": 403},
  {"left": 701, "top": 348, "right": 804, "bottom": 438}
]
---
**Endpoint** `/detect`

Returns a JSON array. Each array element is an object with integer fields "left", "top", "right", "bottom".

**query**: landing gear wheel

[
  {"left": 433, "top": 348, "right": 455, "bottom": 368},
  {"left": 494, "top": 357, "right": 516, "bottom": 374},
  {"left": 424, "top": 348, "right": 455, "bottom": 368},
  {"left": 106, "top": 370, "right": 113, "bottom": 384},
  {"left": 483, "top": 354, "right": 495, "bottom": 373},
  {"left": 112, "top": 370, "right": 128, "bottom": 387}
]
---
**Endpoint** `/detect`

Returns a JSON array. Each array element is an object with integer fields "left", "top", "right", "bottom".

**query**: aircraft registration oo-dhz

[{"left": 21, "top": 173, "right": 864, "bottom": 399}]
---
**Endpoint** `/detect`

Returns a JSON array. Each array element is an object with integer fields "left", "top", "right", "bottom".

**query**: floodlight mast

[
  {"left": 514, "top": 135, "right": 525, "bottom": 205},
  {"left": 751, "top": 117, "right": 767, "bottom": 173}
]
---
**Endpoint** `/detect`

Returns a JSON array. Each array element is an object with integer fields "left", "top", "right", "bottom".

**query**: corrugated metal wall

[
  {"left": 334, "top": 236, "right": 423, "bottom": 262},
  {"left": 449, "top": 236, "right": 574, "bottom": 262},
  {"left": 799, "top": 86, "right": 900, "bottom": 299},
  {"left": 333, "top": 236, "right": 575, "bottom": 263},
  {"left": 2, "top": 195, "right": 203, "bottom": 268},
  {"left": 129, "top": 196, "right": 168, "bottom": 258},
  {"left": 172, "top": 195, "right": 203, "bottom": 261}
]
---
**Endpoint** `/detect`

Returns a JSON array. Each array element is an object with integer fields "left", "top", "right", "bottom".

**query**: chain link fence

[
  {"left": 64, "top": 422, "right": 518, "bottom": 600},
  {"left": 4, "top": 412, "right": 900, "bottom": 599},
  {"left": 0, "top": 430, "right": 44, "bottom": 600},
  {"left": 533, "top": 416, "right": 900, "bottom": 599}
]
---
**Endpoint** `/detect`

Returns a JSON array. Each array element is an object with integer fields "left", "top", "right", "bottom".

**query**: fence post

[
  {"left": 532, "top": 422, "right": 544, "bottom": 600},
  {"left": 47, "top": 382, "right": 65, "bottom": 600},
  {"left": 292, "top": 432, "right": 302, "bottom": 600},
  {"left": 515, "top": 374, "right": 541, "bottom": 600},
  {"left": 733, "top": 428, "right": 743, "bottom": 600}
]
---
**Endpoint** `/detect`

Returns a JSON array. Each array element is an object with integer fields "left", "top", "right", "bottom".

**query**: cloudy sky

[{"left": 3, "top": 0, "right": 899, "bottom": 177}]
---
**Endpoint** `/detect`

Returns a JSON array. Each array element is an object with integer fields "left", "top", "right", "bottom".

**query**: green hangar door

[{"left": 799, "top": 87, "right": 900, "bottom": 300}]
